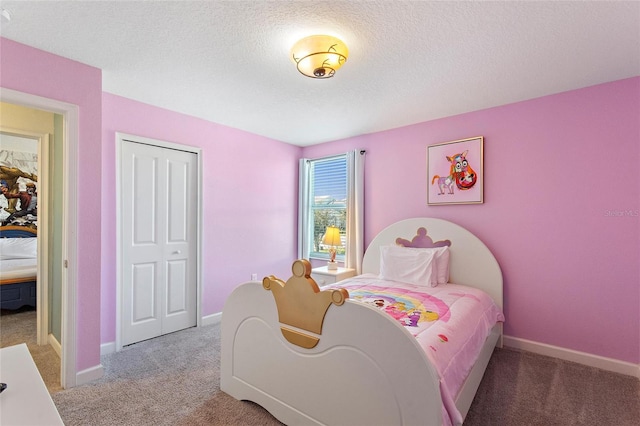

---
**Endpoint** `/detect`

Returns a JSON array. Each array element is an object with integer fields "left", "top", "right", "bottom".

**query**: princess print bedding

[{"left": 326, "top": 273, "right": 505, "bottom": 425}]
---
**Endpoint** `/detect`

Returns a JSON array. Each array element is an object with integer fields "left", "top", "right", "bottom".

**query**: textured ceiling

[{"left": 1, "top": 1, "right": 638, "bottom": 146}]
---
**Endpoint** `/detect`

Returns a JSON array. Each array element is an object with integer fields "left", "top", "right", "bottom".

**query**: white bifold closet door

[{"left": 121, "top": 140, "right": 197, "bottom": 346}]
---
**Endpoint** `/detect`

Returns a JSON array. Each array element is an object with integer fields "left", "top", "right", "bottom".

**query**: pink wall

[
  {"left": 302, "top": 77, "right": 640, "bottom": 364},
  {"left": 101, "top": 93, "right": 300, "bottom": 342},
  {"left": 1, "top": 37, "right": 103, "bottom": 371},
  {"left": 4, "top": 35, "right": 637, "bottom": 370}
]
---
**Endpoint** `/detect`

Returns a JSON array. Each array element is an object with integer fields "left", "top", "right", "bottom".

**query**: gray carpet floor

[
  {"left": 3, "top": 309, "right": 639, "bottom": 425},
  {"left": 464, "top": 347, "right": 639, "bottom": 425}
]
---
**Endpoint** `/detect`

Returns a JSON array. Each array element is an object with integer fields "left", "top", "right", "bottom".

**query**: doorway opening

[
  {"left": 0, "top": 90, "right": 79, "bottom": 389},
  {"left": 0, "top": 116, "right": 59, "bottom": 391}
]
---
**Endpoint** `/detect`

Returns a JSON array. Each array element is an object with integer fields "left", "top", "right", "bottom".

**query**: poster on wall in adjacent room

[
  {"left": 0, "top": 145, "right": 39, "bottom": 228},
  {"left": 427, "top": 136, "right": 483, "bottom": 205}
]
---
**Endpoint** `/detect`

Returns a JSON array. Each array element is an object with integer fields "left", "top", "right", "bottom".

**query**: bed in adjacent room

[
  {"left": 0, "top": 225, "right": 38, "bottom": 310},
  {"left": 221, "top": 217, "right": 504, "bottom": 426}
]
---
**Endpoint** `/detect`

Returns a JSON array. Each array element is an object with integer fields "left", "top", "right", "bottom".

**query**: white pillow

[
  {"left": 422, "top": 246, "right": 450, "bottom": 284},
  {"left": 379, "top": 245, "right": 438, "bottom": 287},
  {"left": 0, "top": 238, "right": 37, "bottom": 260}
]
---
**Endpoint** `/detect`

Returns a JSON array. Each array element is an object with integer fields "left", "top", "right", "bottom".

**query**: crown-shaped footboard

[{"left": 263, "top": 259, "right": 349, "bottom": 349}]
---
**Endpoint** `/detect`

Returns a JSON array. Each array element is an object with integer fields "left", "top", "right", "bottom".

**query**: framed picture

[
  {"left": 0, "top": 144, "right": 39, "bottom": 227},
  {"left": 427, "top": 136, "right": 483, "bottom": 205}
]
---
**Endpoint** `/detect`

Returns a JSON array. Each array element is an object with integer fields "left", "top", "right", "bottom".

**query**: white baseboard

[
  {"left": 101, "top": 341, "right": 116, "bottom": 356},
  {"left": 202, "top": 311, "right": 222, "bottom": 326},
  {"left": 503, "top": 335, "right": 640, "bottom": 379},
  {"left": 48, "top": 333, "right": 61, "bottom": 358},
  {"left": 76, "top": 363, "right": 104, "bottom": 386}
]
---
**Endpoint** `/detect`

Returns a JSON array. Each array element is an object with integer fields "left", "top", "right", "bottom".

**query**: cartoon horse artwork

[
  {"left": 431, "top": 150, "right": 477, "bottom": 194},
  {"left": 431, "top": 174, "right": 455, "bottom": 195},
  {"left": 451, "top": 150, "right": 477, "bottom": 190}
]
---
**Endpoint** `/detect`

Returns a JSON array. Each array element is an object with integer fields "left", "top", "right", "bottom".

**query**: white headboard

[{"left": 361, "top": 218, "right": 503, "bottom": 309}]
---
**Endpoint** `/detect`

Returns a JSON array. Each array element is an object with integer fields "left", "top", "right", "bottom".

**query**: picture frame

[
  {"left": 0, "top": 145, "right": 39, "bottom": 227},
  {"left": 427, "top": 136, "right": 484, "bottom": 205}
]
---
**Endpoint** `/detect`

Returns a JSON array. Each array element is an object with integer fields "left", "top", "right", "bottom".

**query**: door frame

[
  {"left": 115, "top": 132, "right": 202, "bottom": 351},
  {"left": 0, "top": 128, "right": 50, "bottom": 348},
  {"left": 1, "top": 88, "right": 79, "bottom": 389}
]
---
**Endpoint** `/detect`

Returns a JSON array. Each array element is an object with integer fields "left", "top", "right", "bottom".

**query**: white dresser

[{"left": 0, "top": 343, "right": 64, "bottom": 425}]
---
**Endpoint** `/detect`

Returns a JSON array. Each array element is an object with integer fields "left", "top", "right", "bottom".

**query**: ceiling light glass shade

[{"left": 291, "top": 35, "right": 348, "bottom": 79}]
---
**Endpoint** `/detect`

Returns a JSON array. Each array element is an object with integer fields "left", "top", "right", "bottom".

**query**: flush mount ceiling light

[{"left": 291, "top": 35, "right": 348, "bottom": 79}]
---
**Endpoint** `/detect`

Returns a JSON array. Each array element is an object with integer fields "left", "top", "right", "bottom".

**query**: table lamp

[{"left": 322, "top": 226, "right": 342, "bottom": 270}]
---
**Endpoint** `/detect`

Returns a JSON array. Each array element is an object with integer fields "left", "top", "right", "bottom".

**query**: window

[
  {"left": 307, "top": 154, "right": 347, "bottom": 260},
  {"left": 299, "top": 150, "right": 365, "bottom": 272}
]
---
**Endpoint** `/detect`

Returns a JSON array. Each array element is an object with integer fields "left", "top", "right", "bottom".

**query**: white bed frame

[{"left": 221, "top": 218, "right": 503, "bottom": 425}]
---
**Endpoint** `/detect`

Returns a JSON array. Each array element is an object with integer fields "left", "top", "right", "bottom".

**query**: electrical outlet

[{"left": 251, "top": 273, "right": 258, "bottom": 281}]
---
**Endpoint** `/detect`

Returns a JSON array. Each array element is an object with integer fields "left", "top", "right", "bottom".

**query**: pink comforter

[{"left": 327, "top": 274, "right": 504, "bottom": 425}]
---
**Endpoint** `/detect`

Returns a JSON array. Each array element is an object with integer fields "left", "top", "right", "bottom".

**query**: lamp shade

[
  {"left": 291, "top": 35, "right": 348, "bottom": 79},
  {"left": 322, "top": 226, "right": 342, "bottom": 247}
]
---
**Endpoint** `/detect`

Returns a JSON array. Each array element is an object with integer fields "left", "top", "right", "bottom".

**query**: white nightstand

[{"left": 311, "top": 266, "right": 356, "bottom": 286}]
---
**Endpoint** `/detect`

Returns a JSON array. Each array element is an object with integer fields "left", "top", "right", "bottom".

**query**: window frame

[{"left": 305, "top": 154, "right": 348, "bottom": 261}]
